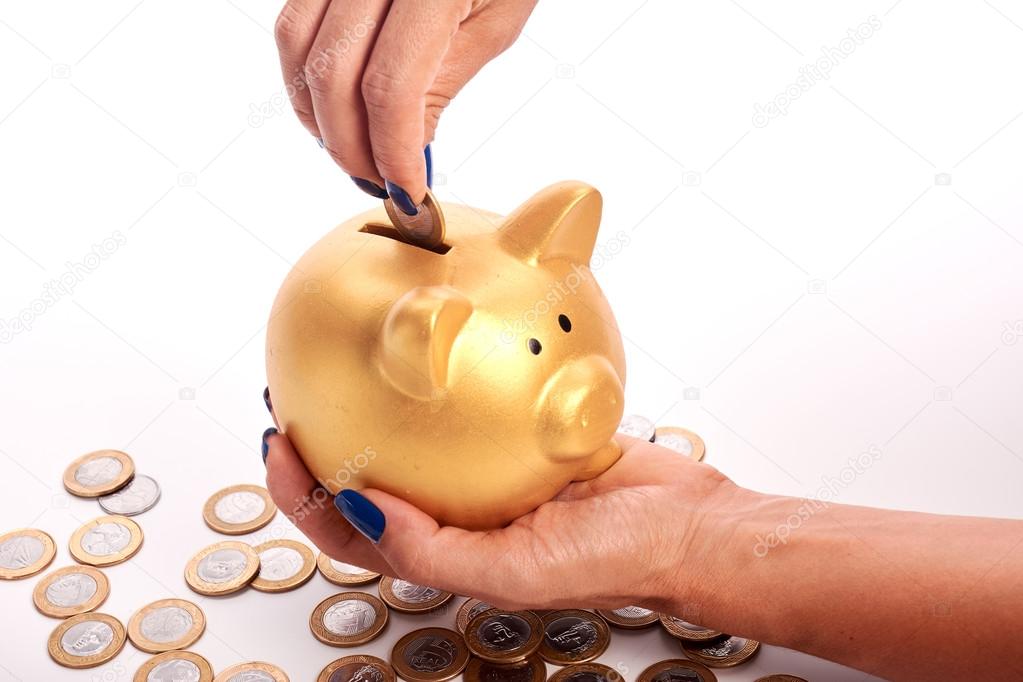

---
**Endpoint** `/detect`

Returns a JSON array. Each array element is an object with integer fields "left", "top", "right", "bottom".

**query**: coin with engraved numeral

[
  {"left": 596, "top": 606, "right": 659, "bottom": 630},
  {"left": 203, "top": 484, "right": 277, "bottom": 535},
  {"left": 214, "top": 661, "right": 291, "bottom": 682},
  {"left": 456, "top": 598, "right": 494, "bottom": 633},
  {"left": 133, "top": 650, "right": 214, "bottom": 682},
  {"left": 47, "top": 612, "right": 126, "bottom": 669},
  {"left": 251, "top": 540, "right": 315, "bottom": 593},
  {"left": 70, "top": 515, "right": 143, "bottom": 567},
  {"left": 653, "top": 427, "right": 705, "bottom": 462},
  {"left": 317, "top": 654, "right": 395, "bottom": 682},
  {"left": 465, "top": 609, "right": 543, "bottom": 665},
  {"left": 679, "top": 635, "right": 760, "bottom": 668},
  {"left": 185, "top": 541, "right": 259, "bottom": 596},
  {"left": 311, "top": 592, "right": 389, "bottom": 647},
  {"left": 657, "top": 614, "right": 721, "bottom": 642},
  {"left": 390, "top": 627, "right": 469, "bottom": 682},
  {"left": 63, "top": 449, "right": 135, "bottom": 498},
  {"left": 637, "top": 659, "right": 717, "bottom": 682},
  {"left": 617, "top": 415, "right": 656, "bottom": 442},
  {"left": 128, "top": 598, "right": 206, "bottom": 653},
  {"left": 316, "top": 552, "right": 380, "bottom": 586},
  {"left": 379, "top": 576, "right": 453, "bottom": 614},
  {"left": 547, "top": 662, "right": 624, "bottom": 682},
  {"left": 463, "top": 655, "right": 546, "bottom": 682},
  {"left": 33, "top": 565, "right": 109, "bottom": 618},
  {"left": 0, "top": 528, "right": 56, "bottom": 580},
  {"left": 384, "top": 189, "right": 446, "bottom": 250},
  {"left": 538, "top": 610, "right": 609, "bottom": 666},
  {"left": 99, "top": 474, "right": 161, "bottom": 516}
]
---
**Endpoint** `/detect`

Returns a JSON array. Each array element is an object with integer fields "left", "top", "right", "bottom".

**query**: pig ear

[
  {"left": 498, "top": 181, "right": 602, "bottom": 265},
  {"left": 379, "top": 286, "right": 474, "bottom": 400}
]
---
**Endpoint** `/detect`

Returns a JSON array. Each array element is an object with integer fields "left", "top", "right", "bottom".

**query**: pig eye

[
  {"left": 527, "top": 338, "right": 542, "bottom": 355},
  {"left": 558, "top": 314, "right": 572, "bottom": 332}
]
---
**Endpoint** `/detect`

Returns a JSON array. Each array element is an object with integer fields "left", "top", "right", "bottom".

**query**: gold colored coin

[
  {"left": 537, "top": 609, "right": 609, "bottom": 666},
  {"left": 456, "top": 598, "right": 494, "bottom": 633},
  {"left": 47, "top": 612, "right": 126, "bottom": 669},
  {"left": 310, "top": 592, "right": 389, "bottom": 647},
  {"left": 379, "top": 576, "right": 453, "bottom": 614},
  {"left": 657, "top": 614, "right": 721, "bottom": 642},
  {"left": 547, "top": 662, "right": 624, "bottom": 682},
  {"left": 127, "top": 598, "right": 206, "bottom": 653},
  {"left": 202, "top": 484, "right": 277, "bottom": 535},
  {"left": 596, "top": 606, "right": 659, "bottom": 630},
  {"left": 185, "top": 541, "right": 259, "bottom": 596},
  {"left": 63, "top": 449, "right": 135, "bottom": 497},
  {"left": 463, "top": 656, "right": 546, "bottom": 682},
  {"left": 33, "top": 565, "right": 109, "bottom": 618},
  {"left": 316, "top": 551, "right": 381, "bottom": 586},
  {"left": 390, "top": 627, "right": 469, "bottom": 682},
  {"left": 653, "top": 427, "right": 705, "bottom": 462},
  {"left": 755, "top": 676, "right": 808, "bottom": 682},
  {"left": 251, "top": 539, "right": 315, "bottom": 593},
  {"left": 679, "top": 635, "right": 761, "bottom": 668},
  {"left": 465, "top": 609, "right": 543, "bottom": 665},
  {"left": 0, "top": 528, "right": 56, "bottom": 580},
  {"left": 637, "top": 659, "right": 717, "bottom": 682},
  {"left": 69, "top": 514, "right": 143, "bottom": 567},
  {"left": 215, "top": 661, "right": 290, "bottom": 682},
  {"left": 384, "top": 188, "right": 446, "bottom": 250},
  {"left": 133, "top": 650, "right": 214, "bottom": 682},
  {"left": 318, "top": 655, "right": 395, "bottom": 682}
]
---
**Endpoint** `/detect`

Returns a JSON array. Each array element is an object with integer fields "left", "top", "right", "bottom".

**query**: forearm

[{"left": 665, "top": 485, "right": 1023, "bottom": 680}]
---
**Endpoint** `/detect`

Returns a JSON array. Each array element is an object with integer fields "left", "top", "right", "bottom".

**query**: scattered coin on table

[
  {"left": 127, "top": 597, "right": 206, "bottom": 653},
  {"left": 63, "top": 449, "right": 135, "bottom": 498},
  {"left": 390, "top": 627, "right": 469, "bottom": 682},
  {"left": 310, "top": 592, "right": 389, "bottom": 647},
  {"left": 652, "top": 427, "right": 705, "bottom": 462},
  {"left": 379, "top": 576, "right": 453, "bottom": 614},
  {"left": 637, "top": 659, "right": 718, "bottom": 682},
  {"left": 538, "top": 609, "right": 610, "bottom": 665},
  {"left": 317, "top": 654, "right": 396, "bottom": 682},
  {"left": 463, "top": 655, "right": 547, "bottom": 682},
  {"left": 98, "top": 473, "right": 161, "bottom": 516},
  {"left": 214, "top": 660, "right": 291, "bottom": 681},
  {"left": 316, "top": 552, "right": 381, "bottom": 586},
  {"left": 251, "top": 539, "right": 316, "bottom": 593},
  {"left": 547, "top": 662, "right": 624, "bottom": 682},
  {"left": 33, "top": 565, "right": 109, "bottom": 618},
  {"left": 133, "top": 650, "right": 214, "bottom": 682},
  {"left": 69, "top": 514, "right": 143, "bottom": 567},
  {"left": 47, "top": 612, "right": 126, "bottom": 669},
  {"left": 185, "top": 540, "right": 259, "bottom": 596},
  {"left": 679, "top": 635, "right": 761, "bottom": 668},
  {"left": 0, "top": 527, "right": 56, "bottom": 580},
  {"left": 658, "top": 614, "right": 722, "bottom": 642},
  {"left": 596, "top": 606, "right": 659, "bottom": 629},
  {"left": 465, "top": 609, "right": 544, "bottom": 664},
  {"left": 202, "top": 484, "right": 277, "bottom": 535},
  {"left": 456, "top": 597, "right": 494, "bottom": 633}
]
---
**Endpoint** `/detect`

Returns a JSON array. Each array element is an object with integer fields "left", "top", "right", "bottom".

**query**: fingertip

[{"left": 261, "top": 426, "right": 278, "bottom": 464}]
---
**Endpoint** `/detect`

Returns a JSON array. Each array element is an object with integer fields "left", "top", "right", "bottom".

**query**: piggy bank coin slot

[{"left": 360, "top": 222, "right": 451, "bottom": 255}]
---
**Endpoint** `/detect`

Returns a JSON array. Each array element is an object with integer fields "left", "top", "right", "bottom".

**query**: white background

[{"left": 2, "top": 1, "right": 1022, "bottom": 680}]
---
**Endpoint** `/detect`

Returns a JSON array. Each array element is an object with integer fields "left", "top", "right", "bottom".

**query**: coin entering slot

[{"left": 360, "top": 222, "right": 451, "bottom": 255}]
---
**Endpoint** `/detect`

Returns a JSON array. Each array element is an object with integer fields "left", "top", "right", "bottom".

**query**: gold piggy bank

[{"left": 266, "top": 181, "right": 626, "bottom": 529}]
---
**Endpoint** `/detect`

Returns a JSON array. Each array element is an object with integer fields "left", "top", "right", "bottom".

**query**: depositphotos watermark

[
  {"left": 1, "top": 231, "right": 127, "bottom": 344},
  {"left": 288, "top": 445, "right": 378, "bottom": 524},
  {"left": 752, "top": 15, "right": 882, "bottom": 128},
  {"left": 753, "top": 445, "right": 882, "bottom": 557}
]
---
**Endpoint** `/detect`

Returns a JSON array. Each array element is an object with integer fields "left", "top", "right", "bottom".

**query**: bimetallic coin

[
  {"left": 390, "top": 627, "right": 469, "bottom": 682},
  {"left": 63, "top": 449, "right": 135, "bottom": 498},
  {"left": 99, "top": 474, "right": 161, "bottom": 516},
  {"left": 463, "top": 656, "right": 546, "bottom": 682},
  {"left": 0, "top": 528, "right": 56, "bottom": 579},
  {"left": 185, "top": 541, "right": 259, "bottom": 596},
  {"left": 133, "top": 650, "right": 214, "bottom": 682},
  {"left": 596, "top": 606, "right": 659, "bottom": 630},
  {"left": 653, "top": 427, "right": 705, "bottom": 462},
  {"left": 547, "top": 662, "right": 624, "bottom": 682},
  {"left": 617, "top": 414, "right": 656, "bottom": 442},
  {"left": 214, "top": 661, "right": 290, "bottom": 682},
  {"left": 128, "top": 598, "right": 206, "bottom": 653},
  {"left": 384, "top": 189, "right": 446, "bottom": 250},
  {"left": 679, "top": 636, "right": 760, "bottom": 668},
  {"left": 317, "top": 552, "right": 381, "bottom": 586},
  {"left": 465, "top": 609, "right": 543, "bottom": 665},
  {"left": 637, "top": 659, "right": 717, "bottom": 682},
  {"left": 70, "top": 515, "right": 143, "bottom": 567},
  {"left": 203, "top": 484, "right": 277, "bottom": 535},
  {"left": 251, "top": 540, "right": 315, "bottom": 593},
  {"left": 754, "top": 676, "right": 808, "bottom": 682},
  {"left": 33, "top": 565, "right": 109, "bottom": 618},
  {"left": 379, "top": 576, "right": 453, "bottom": 614},
  {"left": 311, "top": 592, "right": 389, "bottom": 647},
  {"left": 657, "top": 615, "right": 722, "bottom": 642},
  {"left": 538, "top": 610, "right": 609, "bottom": 665},
  {"left": 456, "top": 598, "right": 494, "bottom": 633},
  {"left": 48, "top": 612, "right": 126, "bottom": 669},
  {"left": 317, "top": 655, "right": 395, "bottom": 682}
]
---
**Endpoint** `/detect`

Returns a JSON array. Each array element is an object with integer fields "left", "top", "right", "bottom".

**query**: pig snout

[{"left": 537, "top": 354, "right": 624, "bottom": 460}]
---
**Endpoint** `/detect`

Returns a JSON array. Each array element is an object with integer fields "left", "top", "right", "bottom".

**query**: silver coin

[
  {"left": 655, "top": 432, "right": 693, "bottom": 456},
  {"left": 74, "top": 456, "right": 124, "bottom": 487},
  {"left": 46, "top": 573, "right": 99, "bottom": 607},
  {"left": 0, "top": 535, "right": 45, "bottom": 569},
  {"left": 392, "top": 579, "right": 441, "bottom": 603},
  {"left": 81, "top": 522, "right": 132, "bottom": 556},
  {"left": 612, "top": 606, "right": 652, "bottom": 618},
  {"left": 258, "top": 546, "right": 304, "bottom": 581},
  {"left": 140, "top": 606, "right": 193, "bottom": 643},
  {"left": 214, "top": 491, "right": 266, "bottom": 524},
  {"left": 60, "top": 620, "right": 114, "bottom": 656},
  {"left": 618, "top": 414, "right": 655, "bottom": 441},
  {"left": 197, "top": 548, "right": 247, "bottom": 583},
  {"left": 323, "top": 599, "right": 377, "bottom": 636},
  {"left": 98, "top": 474, "right": 161, "bottom": 516},
  {"left": 226, "top": 672, "right": 275, "bottom": 682},
  {"left": 148, "top": 658, "right": 201, "bottom": 682}
]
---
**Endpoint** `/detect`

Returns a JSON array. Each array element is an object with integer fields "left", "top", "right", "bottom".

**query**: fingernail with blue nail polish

[
  {"left": 385, "top": 181, "right": 418, "bottom": 216},
  {"left": 316, "top": 138, "right": 324, "bottom": 148},
  {"left": 263, "top": 386, "right": 272, "bottom": 414},
  {"left": 261, "top": 427, "right": 277, "bottom": 464},
  {"left": 351, "top": 177, "right": 389, "bottom": 199},
  {"left": 424, "top": 144, "right": 433, "bottom": 189},
  {"left": 334, "top": 489, "right": 385, "bottom": 543}
]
